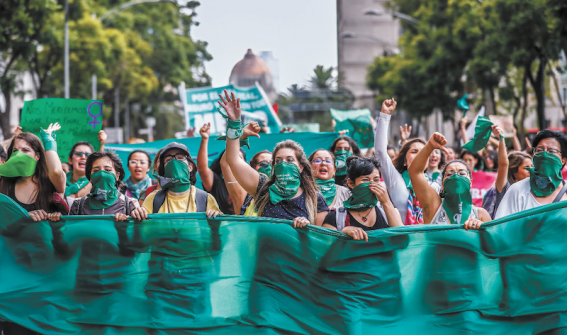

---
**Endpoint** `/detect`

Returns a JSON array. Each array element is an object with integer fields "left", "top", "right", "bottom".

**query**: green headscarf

[
  {"left": 335, "top": 150, "right": 352, "bottom": 177},
  {"left": 442, "top": 174, "right": 473, "bottom": 224},
  {"left": 157, "top": 160, "right": 192, "bottom": 193},
  {"left": 462, "top": 116, "right": 494, "bottom": 152},
  {"left": 65, "top": 171, "right": 90, "bottom": 196},
  {"left": 316, "top": 178, "right": 337, "bottom": 206},
  {"left": 343, "top": 182, "right": 378, "bottom": 211},
  {"left": 268, "top": 161, "right": 301, "bottom": 204},
  {"left": 527, "top": 152, "right": 563, "bottom": 197},
  {"left": 0, "top": 151, "right": 37, "bottom": 178},
  {"left": 88, "top": 170, "right": 119, "bottom": 210}
]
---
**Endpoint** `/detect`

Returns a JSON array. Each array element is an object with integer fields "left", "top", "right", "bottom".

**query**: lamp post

[
  {"left": 363, "top": 8, "right": 419, "bottom": 25},
  {"left": 64, "top": 0, "right": 69, "bottom": 99}
]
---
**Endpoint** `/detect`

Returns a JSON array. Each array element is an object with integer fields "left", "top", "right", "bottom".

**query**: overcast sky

[{"left": 191, "top": 0, "right": 337, "bottom": 93}]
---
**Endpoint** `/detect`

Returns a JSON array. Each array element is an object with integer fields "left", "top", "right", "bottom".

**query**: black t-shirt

[
  {"left": 8, "top": 185, "right": 36, "bottom": 212},
  {"left": 255, "top": 174, "right": 329, "bottom": 220},
  {"left": 324, "top": 207, "right": 389, "bottom": 231},
  {"left": 335, "top": 175, "right": 347, "bottom": 187},
  {"left": 207, "top": 172, "right": 234, "bottom": 215}
]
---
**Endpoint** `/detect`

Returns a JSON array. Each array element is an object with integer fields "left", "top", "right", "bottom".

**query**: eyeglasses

[
  {"left": 533, "top": 147, "right": 561, "bottom": 156},
  {"left": 129, "top": 160, "right": 149, "bottom": 166},
  {"left": 73, "top": 151, "right": 91, "bottom": 158},
  {"left": 312, "top": 158, "right": 333, "bottom": 165},
  {"left": 163, "top": 153, "right": 187, "bottom": 164},
  {"left": 445, "top": 169, "right": 469, "bottom": 177},
  {"left": 258, "top": 161, "right": 271, "bottom": 167}
]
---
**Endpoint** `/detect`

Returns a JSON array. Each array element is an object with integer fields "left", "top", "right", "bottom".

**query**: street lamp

[
  {"left": 340, "top": 32, "right": 400, "bottom": 55},
  {"left": 363, "top": 8, "right": 419, "bottom": 25}
]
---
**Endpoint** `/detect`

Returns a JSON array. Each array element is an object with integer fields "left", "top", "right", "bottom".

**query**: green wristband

[
  {"left": 40, "top": 128, "right": 57, "bottom": 152},
  {"left": 226, "top": 119, "right": 243, "bottom": 140}
]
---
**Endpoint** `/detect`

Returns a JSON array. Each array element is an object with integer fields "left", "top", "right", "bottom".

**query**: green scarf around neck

[
  {"left": 66, "top": 171, "right": 90, "bottom": 196},
  {"left": 334, "top": 150, "right": 352, "bottom": 176},
  {"left": 442, "top": 174, "right": 473, "bottom": 224},
  {"left": 343, "top": 182, "right": 378, "bottom": 211},
  {"left": 317, "top": 178, "right": 337, "bottom": 206},
  {"left": 528, "top": 152, "right": 563, "bottom": 197},
  {"left": 268, "top": 161, "right": 301, "bottom": 204},
  {"left": 0, "top": 151, "right": 37, "bottom": 178},
  {"left": 88, "top": 170, "right": 119, "bottom": 210}
]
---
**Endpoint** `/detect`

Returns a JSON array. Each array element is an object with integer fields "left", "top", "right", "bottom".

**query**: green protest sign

[
  {"left": 330, "top": 108, "right": 374, "bottom": 148},
  {"left": 21, "top": 98, "right": 103, "bottom": 161}
]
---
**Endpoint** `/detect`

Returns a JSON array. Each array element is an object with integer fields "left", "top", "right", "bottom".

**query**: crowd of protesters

[{"left": 0, "top": 91, "right": 566, "bottom": 334}]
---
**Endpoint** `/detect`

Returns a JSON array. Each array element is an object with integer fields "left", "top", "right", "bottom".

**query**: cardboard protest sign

[
  {"left": 21, "top": 98, "right": 103, "bottom": 161},
  {"left": 488, "top": 115, "right": 515, "bottom": 138}
]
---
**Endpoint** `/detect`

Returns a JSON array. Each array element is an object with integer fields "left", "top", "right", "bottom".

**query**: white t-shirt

[{"left": 494, "top": 178, "right": 541, "bottom": 219}]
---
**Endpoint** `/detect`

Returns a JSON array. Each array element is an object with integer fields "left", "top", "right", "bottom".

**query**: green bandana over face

[
  {"left": 343, "top": 182, "right": 378, "bottom": 211},
  {"left": 442, "top": 174, "right": 473, "bottom": 224},
  {"left": 462, "top": 116, "right": 494, "bottom": 152},
  {"left": 316, "top": 178, "right": 337, "bottom": 206},
  {"left": 268, "top": 162, "right": 301, "bottom": 204},
  {"left": 257, "top": 163, "right": 272, "bottom": 178},
  {"left": 88, "top": 170, "right": 119, "bottom": 210},
  {"left": 158, "top": 159, "right": 192, "bottom": 193},
  {"left": 0, "top": 151, "right": 37, "bottom": 178},
  {"left": 335, "top": 150, "right": 352, "bottom": 176},
  {"left": 65, "top": 171, "right": 90, "bottom": 196},
  {"left": 527, "top": 152, "right": 563, "bottom": 197}
]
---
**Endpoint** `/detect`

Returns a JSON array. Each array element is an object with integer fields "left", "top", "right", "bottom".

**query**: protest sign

[
  {"left": 471, "top": 170, "right": 497, "bottom": 206},
  {"left": 1, "top": 193, "right": 567, "bottom": 334},
  {"left": 330, "top": 108, "right": 374, "bottom": 148},
  {"left": 178, "top": 82, "right": 281, "bottom": 135},
  {"left": 20, "top": 98, "right": 103, "bottom": 161}
]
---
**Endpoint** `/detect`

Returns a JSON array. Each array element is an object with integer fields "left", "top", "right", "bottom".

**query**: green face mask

[
  {"left": 158, "top": 159, "right": 192, "bottom": 193},
  {"left": 89, "top": 170, "right": 119, "bottom": 210},
  {"left": 257, "top": 163, "right": 272, "bottom": 178},
  {"left": 343, "top": 182, "right": 378, "bottom": 211},
  {"left": 442, "top": 174, "right": 473, "bottom": 224},
  {"left": 268, "top": 161, "right": 301, "bottom": 204},
  {"left": 527, "top": 152, "right": 564, "bottom": 197},
  {"left": 334, "top": 150, "right": 352, "bottom": 176},
  {"left": 65, "top": 171, "right": 90, "bottom": 196},
  {"left": 316, "top": 178, "right": 337, "bottom": 206},
  {"left": 0, "top": 151, "right": 37, "bottom": 178}
]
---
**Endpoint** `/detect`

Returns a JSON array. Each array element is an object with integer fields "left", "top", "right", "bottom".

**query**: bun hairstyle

[{"left": 345, "top": 156, "right": 381, "bottom": 186}]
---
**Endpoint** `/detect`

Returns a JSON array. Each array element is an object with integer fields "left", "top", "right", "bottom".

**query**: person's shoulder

[
  {"left": 142, "top": 190, "right": 158, "bottom": 212},
  {"left": 69, "top": 196, "right": 87, "bottom": 215},
  {"left": 336, "top": 185, "right": 351, "bottom": 195},
  {"left": 507, "top": 178, "right": 531, "bottom": 194}
]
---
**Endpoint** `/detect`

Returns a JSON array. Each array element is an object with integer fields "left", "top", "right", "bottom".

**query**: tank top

[{"left": 429, "top": 199, "right": 479, "bottom": 225}]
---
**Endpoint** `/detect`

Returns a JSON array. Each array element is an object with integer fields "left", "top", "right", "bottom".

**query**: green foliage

[{"left": 309, "top": 65, "right": 335, "bottom": 90}]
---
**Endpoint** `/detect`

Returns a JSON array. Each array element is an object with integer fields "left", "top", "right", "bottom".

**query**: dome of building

[
  {"left": 229, "top": 49, "right": 278, "bottom": 103},
  {"left": 230, "top": 49, "right": 271, "bottom": 76}
]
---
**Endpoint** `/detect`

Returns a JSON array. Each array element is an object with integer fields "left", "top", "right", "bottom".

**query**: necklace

[
  {"left": 166, "top": 186, "right": 193, "bottom": 213},
  {"left": 357, "top": 207, "right": 373, "bottom": 222}
]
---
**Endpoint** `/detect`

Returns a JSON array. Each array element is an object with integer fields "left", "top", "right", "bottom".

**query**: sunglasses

[{"left": 73, "top": 151, "right": 91, "bottom": 158}]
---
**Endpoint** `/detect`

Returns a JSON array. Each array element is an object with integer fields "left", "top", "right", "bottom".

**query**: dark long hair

[
  {"left": 127, "top": 150, "right": 152, "bottom": 169},
  {"left": 255, "top": 140, "right": 319, "bottom": 224},
  {"left": 68, "top": 141, "right": 94, "bottom": 160},
  {"left": 250, "top": 150, "right": 271, "bottom": 169},
  {"left": 85, "top": 152, "right": 126, "bottom": 188},
  {"left": 392, "top": 138, "right": 426, "bottom": 174},
  {"left": 0, "top": 133, "right": 58, "bottom": 212},
  {"left": 330, "top": 136, "right": 361, "bottom": 156}
]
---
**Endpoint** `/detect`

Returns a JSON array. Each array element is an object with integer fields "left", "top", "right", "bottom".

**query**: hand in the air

[
  {"left": 45, "top": 123, "right": 61, "bottom": 135},
  {"left": 492, "top": 125, "right": 504, "bottom": 139},
  {"left": 218, "top": 90, "right": 241, "bottom": 121},
  {"left": 342, "top": 226, "right": 369, "bottom": 242},
  {"left": 400, "top": 124, "right": 412, "bottom": 144},
  {"left": 460, "top": 118, "right": 468, "bottom": 130},
  {"left": 99, "top": 130, "right": 107, "bottom": 144},
  {"left": 428, "top": 132, "right": 449, "bottom": 155},
  {"left": 381, "top": 98, "right": 397, "bottom": 115},
  {"left": 242, "top": 121, "right": 261, "bottom": 140},
  {"left": 200, "top": 123, "right": 211, "bottom": 140}
]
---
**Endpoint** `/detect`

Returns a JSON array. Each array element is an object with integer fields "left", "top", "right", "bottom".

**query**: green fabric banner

[
  {"left": 105, "top": 132, "right": 340, "bottom": 182},
  {"left": 21, "top": 98, "right": 103, "bottom": 161},
  {"left": 330, "top": 108, "right": 374, "bottom": 148},
  {"left": 1, "top": 193, "right": 567, "bottom": 334}
]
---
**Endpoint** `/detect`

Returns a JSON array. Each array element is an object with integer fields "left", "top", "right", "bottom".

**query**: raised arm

[
  {"left": 197, "top": 123, "right": 214, "bottom": 191},
  {"left": 408, "top": 133, "right": 447, "bottom": 220},
  {"left": 460, "top": 118, "right": 469, "bottom": 144},
  {"left": 218, "top": 90, "right": 261, "bottom": 196},
  {"left": 220, "top": 153, "right": 248, "bottom": 214},
  {"left": 98, "top": 130, "right": 107, "bottom": 152},
  {"left": 374, "top": 98, "right": 410, "bottom": 223},
  {"left": 511, "top": 127, "right": 522, "bottom": 152},
  {"left": 42, "top": 123, "right": 66, "bottom": 193},
  {"left": 492, "top": 125, "right": 509, "bottom": 193}
]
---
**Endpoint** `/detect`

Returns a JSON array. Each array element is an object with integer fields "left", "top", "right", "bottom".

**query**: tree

[{"left": 309, "top": 65, "right": 335, "bottom": 90}]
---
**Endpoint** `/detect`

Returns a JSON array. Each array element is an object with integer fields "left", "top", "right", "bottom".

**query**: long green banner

[{"left": 1, "top": 193, "right": 567, "bottom": 334}]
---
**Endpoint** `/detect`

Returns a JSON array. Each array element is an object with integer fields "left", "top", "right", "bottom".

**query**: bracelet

[
  {"left": 227, "top": 181, "right": 239, "bottom": 184},
  {"left": 40, "top": 128, "right": 57, "bottom": 152}
]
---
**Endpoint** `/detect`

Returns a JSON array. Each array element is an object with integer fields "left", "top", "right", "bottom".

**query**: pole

[
  {"left": 114, "top": 88, "right": 120, "bottom": 128},
  {"left": 64, "top": 0, "right": 70, "bottom": 99},
  {"left": 92, "top": 75, "right": 97, "bottom": 100},
  {"left": 125, "top": 99, "right": 130, "bottom": 142}
]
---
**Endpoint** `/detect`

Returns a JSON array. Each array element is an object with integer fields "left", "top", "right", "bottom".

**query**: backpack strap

[
  {"left": 78, "top": 196, "right": 87, "bottom": 215},
  {"left": 553, "top": 181, "right": 567, "bottom": 203},
  {"left": 336, "top": 207, "right": 348, "bottom": 232},
  {"left": 152, "top": 190, "right": 167, "bottom": 214},
  {"left": 123, "top": 194, "right": 131, "bottom": 215},
  {"left": 195, "top": 188, "right": 209, "bottom": 213}
]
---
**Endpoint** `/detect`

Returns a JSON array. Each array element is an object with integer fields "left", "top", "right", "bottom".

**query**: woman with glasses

[
  {"left": 65, "top": 131, "right": 107, "bottom": 206},
  {"left": 139, "top": 149, "right": 163, "bottom": 207},
  {"left": 120, "top": 150, "right": 156, "bottom": 200},
  {"left": 142, "top": 142, "right": 221, "bottom": 217},
  {"left": 495, "top": 130, "right": 567, "bottom": 219},
  {"left": 308, "top": 149, "right": 351, "bottom": 209},
  {"left": 408, "top": 132, "right": 491, "bottom": 228}
]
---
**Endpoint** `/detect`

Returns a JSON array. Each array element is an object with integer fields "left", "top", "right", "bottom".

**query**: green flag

[
  {"left": 0, "top": 193, "right": 567, "bottom": 334},
  {"left": 20, "top": 98, "right": 103, "bottom": 161},
  {"left": 462, "top": 116, "right": 494, "bottom": 152},
  {"left": 330, "top": 108, "right": 375, "bottom": 148},
  {"left": 457, "top": 94, "right": 470, "bottom": 116}
]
